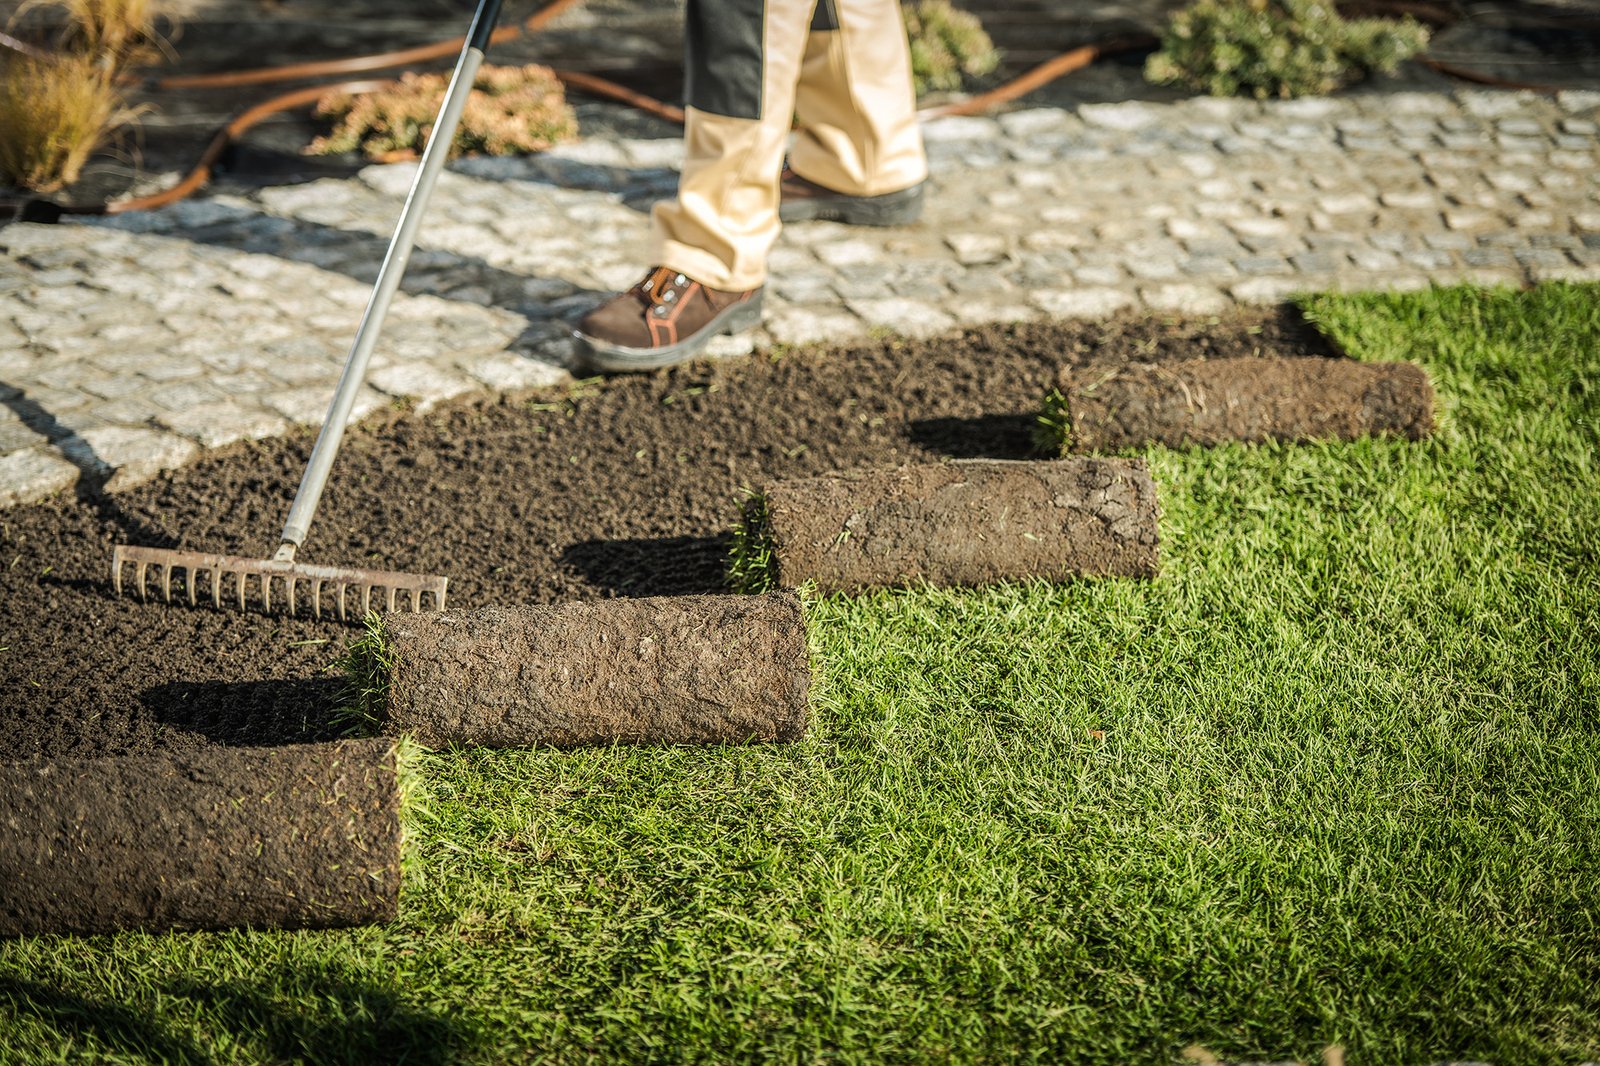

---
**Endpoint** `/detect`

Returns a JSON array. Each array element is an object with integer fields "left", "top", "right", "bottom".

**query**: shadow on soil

[
  {"left": 559, "top": 533, "right": 731, "bottom": 598},
  {"left": 141, "top": 678, "right": 348, "bottom": 747},
  {"left": 0, "top": 967, "right": 470, "bottom": 1065},
  {"left": 904, "top": 413, "right": 1039, "bottom": 459}
]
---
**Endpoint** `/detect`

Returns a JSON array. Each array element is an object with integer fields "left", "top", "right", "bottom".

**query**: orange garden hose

[
  {"left": 88, "top": 78, "right": 395, "bottom": 214},
  {"left": 919, "top": 36, "right": 1156, "bottom": 120}
]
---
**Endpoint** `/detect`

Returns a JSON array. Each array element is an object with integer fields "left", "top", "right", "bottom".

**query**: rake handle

[{"left": 277, "top": 0, "right": 505, "bottom": 558}]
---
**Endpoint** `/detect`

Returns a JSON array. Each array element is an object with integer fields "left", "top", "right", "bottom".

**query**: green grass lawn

[{"left": 3, "top": 283, "right": 1598, "bottom": 1065}]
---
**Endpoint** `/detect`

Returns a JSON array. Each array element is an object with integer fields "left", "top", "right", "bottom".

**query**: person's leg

[
  {"left": 789, "top": 0, "right": 926, "bottom": 199},
  {"left": 574, "top": 0, "right": 814, "bottom": 370},
  {"left": 649, "top": 0, "right": 817, "bottom": 291}
]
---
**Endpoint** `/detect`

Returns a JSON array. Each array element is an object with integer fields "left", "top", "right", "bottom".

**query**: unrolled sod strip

[
  {"left": 0, "top": 739, "right": 400, "bottom": 937},
  {"left": 1062, "top": 356, "right": 1434, "bottom": 451},
  {"left": 377, "top": 592, "right": 810, "bottom": 749},
  {"left": 757, "top": 458, "right": 1159, "bottom": 594}
]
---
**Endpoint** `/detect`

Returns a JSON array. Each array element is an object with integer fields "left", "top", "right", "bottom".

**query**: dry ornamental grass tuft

[
  {"left": 51, "top": 0, "right": 159, "bottom": 61},
  {"left": 0, "top": 0, "right": 159, "bottom": 191},
  {"left": 308, "top": 63, "right": 579, "bottom": 161},
  {"left": 0, "top": 53, "right": 133, "bottom": 191}
]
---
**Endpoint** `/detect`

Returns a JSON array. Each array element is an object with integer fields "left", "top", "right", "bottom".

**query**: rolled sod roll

[
  {"left": 380, "top": 591, "right": 810, "bottom": 749},
  {"left": 758, "top": 458, "right": 1159, "bottom": 593},
  {"left": 1062, "top": 356, "right": 1434, "bottom": 451},
  {"left": 0, "top": 739, "right": 400, "bottom": 937}
]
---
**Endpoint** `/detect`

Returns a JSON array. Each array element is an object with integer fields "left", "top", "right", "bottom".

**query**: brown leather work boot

[
  {"left": 573, "top": 267, "right": 764, "bottom": 372},
  {"left": 779, "top": 169, "right": 926, "bottom": 226}
]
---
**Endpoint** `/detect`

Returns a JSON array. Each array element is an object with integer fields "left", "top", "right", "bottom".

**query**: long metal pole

[{"left": 275, "top": 0, "right": 504, "bottom": 561}]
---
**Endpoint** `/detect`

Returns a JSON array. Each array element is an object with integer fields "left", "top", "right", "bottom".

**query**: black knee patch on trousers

[
  {"left": 685, "top": 0, "right": 768, "bottom": 120},
  {"left": 811, "top": 0, "right": 838, "bottom": 31}
]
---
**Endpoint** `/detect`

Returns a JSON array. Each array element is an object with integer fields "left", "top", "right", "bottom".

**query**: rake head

[{"left": 111, "top": 544, "right": 449, "bottom": 621}]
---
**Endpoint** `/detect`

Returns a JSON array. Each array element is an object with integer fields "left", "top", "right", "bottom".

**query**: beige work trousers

[{"left": 650, "top": 0, "right": 928, "bottom": 291}]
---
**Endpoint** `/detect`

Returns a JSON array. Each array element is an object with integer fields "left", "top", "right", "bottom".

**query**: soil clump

[
  {"left": 1062, "top": 356, "right": 1434, "bottom": 451},
  {"left": 763, "top": 458, "right": 1159, "bottom": 593},
  {"left": 0, "top": 739, "right": 400, "bottom": 936},
  {"left": 382, "top": 591, "right": 809, "bottom": 748},
  {"left": 0, "top": 310, "right": 1338, "bottom": 760}
]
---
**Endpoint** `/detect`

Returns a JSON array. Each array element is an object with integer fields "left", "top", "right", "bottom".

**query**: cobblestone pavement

[{"left": 2, "top": 85, "right": 1599, "bottom": 507}]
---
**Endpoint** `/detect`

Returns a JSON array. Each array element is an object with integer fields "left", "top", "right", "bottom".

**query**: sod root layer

[
  {"left": 0, "top": 739, "right": 400, "bottom": 936},
  {"left": 762, "top": 459, "right": 1159, "bottom": 593},
  {"left": 1062, "top": 356, "right": 1435, "bottom": 451},
  {"left": 0, "top": 310, "right": 1341, "bottom": 760},
  {"left": 381, "top": 592, "right": 809, "bottom": 748}
]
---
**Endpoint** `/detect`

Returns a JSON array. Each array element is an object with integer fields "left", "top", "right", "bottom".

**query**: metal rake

[{"left": 109, "top": 0, "right": 507, "bottom": 619}]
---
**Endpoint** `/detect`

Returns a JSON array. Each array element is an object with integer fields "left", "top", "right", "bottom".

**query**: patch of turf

[
  {"left": 2, "top": 283, "right": 1597, "bottom": 1065},
  {"left": 1032, "top": 387, "right": 1073, "bottom": 456},
  {"left": 330, "top": 612, "right": 394, "bottom": 737},
  {"left": 727, "top": 491, "right": 779, "bottom": 594}
]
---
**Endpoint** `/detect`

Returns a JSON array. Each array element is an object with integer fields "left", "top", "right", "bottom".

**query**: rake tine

[
  {"left": 112, "top": 555, "right": 123, "bottom": 595},
  {"left": 361, "top": 584, "right": 372, "bottom": 617},
  {"left": 411, "top": 587, "right": 421, "bottom": 613},
  {"left": 386, "top": 585, "right": 397, "bottom": 613},
  {"left": 161, "top": 564, "right": 173, "bottom": 604},
  {"left": 136, "top": 562, "right": 149, "bottom": 601},
  {"left": 211, "top": 569, "right": 222, "bottom": 610},
  {"left": 336, "top": 582, "right": 348, "bottom": 623},
  {"left": 236, "top": 571, "right": 246, "bottom": 612},
  {"left": 186, "top": 566, "right": 197, "bottom": 607},
  {"left": 311, "top": 580, "right": 322, "bottom": 620},
  {"left": 286, "top": 576, "right": 297, "bottom": 616}
]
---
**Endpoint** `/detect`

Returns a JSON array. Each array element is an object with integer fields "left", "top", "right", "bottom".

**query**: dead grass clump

[
  {"left": 0, "top": 52, "right": 130, "bottom": 191},
  {"left": 309, "top": 63, "right": 579, "bottom": 161},
  {"left": 52, "top": 0, "right": 160, "bottom": 60},
  {"left": 0, "top": 0, "right": 160, "bottom": 191}
]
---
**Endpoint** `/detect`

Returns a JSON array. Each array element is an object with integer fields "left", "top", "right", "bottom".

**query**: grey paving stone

[
  {"left": 7, "top": 85, "right": 1598, "bottom": 511},
  {"left": 77, "top": 426, "right": 198, "bottom": 492},
  {"left": 1140, "top": 283, "right": 1229, "bottom": 314},
  {"left": 0, "top": 447, "right": 80, "bottom": 507},
  {"left": 848, "top": 299, "right": 956, "bottom": 339},
  {"left": 0, "top": 421, "right": 46, "bottom": 454},
  {"left": 459, "top": 353, "right": 568, "bottom": 392},
  {"left": 1032, "top": 287, "right": 1135, "bottom": 318},
  {"left": 764, "top": 305, "right": 861, "bottom": 348},
  {"left": 1236, "top": 256, "right": 1292, "bottom": 276}
]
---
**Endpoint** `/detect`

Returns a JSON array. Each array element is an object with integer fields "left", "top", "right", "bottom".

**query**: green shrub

[
  {"left": 1145, "top": 0, "right": 1430, "bottom": 99},
  {"left": 309, "top": 63, "right": 578, "bottom": 161},
  {"left": 902, "top": 0, "right": 1000, "bottom": 96},
  {"left": 727, "top": 492, "right": 779, "bottom": 594}
]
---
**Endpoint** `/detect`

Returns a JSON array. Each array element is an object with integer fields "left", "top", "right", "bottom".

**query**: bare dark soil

[
  {"left": 386, "top": 592, "right": 809, "bottom": 748},
  {"left": 0, "top": 739, "right": 399, "bottom": 936},
  {"left": 0, "top": 310, "right": 1338, "bottom": 761}
]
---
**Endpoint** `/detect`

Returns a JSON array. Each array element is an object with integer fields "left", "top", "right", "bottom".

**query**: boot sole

[
  {"left": 573, "top": 292, "right": 765, "bottom": 373},
  {"left": 778, "top": 181, "right": 925, "bottom": 227}
]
